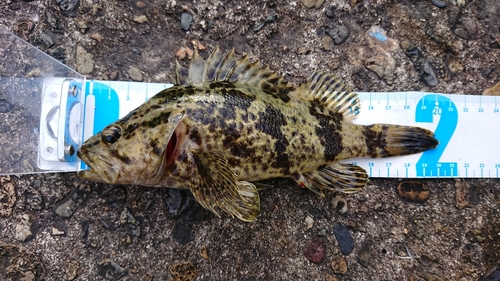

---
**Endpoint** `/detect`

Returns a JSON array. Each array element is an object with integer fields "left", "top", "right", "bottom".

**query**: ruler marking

[{"left": 85, "top": 84, "right": 500, "bottom": 179}]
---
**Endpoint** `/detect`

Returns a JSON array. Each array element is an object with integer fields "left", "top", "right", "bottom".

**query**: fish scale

[{"left": 77, "top": 47, "right": 438, "bottom": 221}]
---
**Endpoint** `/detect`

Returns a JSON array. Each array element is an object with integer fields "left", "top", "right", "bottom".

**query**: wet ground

[{"left": 1, "top": 0, "right": 500, "bottom": 280}]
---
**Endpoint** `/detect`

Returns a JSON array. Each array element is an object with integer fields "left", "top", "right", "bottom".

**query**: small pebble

[
  {"left": 430, "top": 0, "right": 446, "bottom": 8},
  {"left": 133, "top": 15, "right": 148, "bottom": 23},
  {"left": 321, "top": 36, "right": 333, "bottom": 51},
  {"left": 91, "top": 32, "right": 104, "bottom": 42},
  {"left": 52, "top": 227, "right": 65, "bottom": 236},
  {"left": 481, "top": 67, "right": 496, "bottom": 77},
  {"left": 0, "top": 99, "right": 13, "bottom": 113},
  {"left": 15, "top": 214, "right": 32, "bottom": 242},
  {"left": 171, "top": 221, "right": 194, "bottom": 244},
  {"left": 325, "top": 24, "right": 350, "bottom": 45},
  {"left": 332, "top": 195, "right": 348, "bottom": 214},
  {"left": 452, "top": 17, "right": 480, "bottom": 40},
  {"left": 483, "top": 81, "right": 500, "bottom": 96},
  {"left": 55, "top": 0, "right": 81, "bottom": 17},
  {"left": 304, "top": 215, "right": 314, "bottom": 231},
  {"left": 65, "top": 260, "right": 80, "bottom": 281},
  {"left": 99, "top": 219, "right": 113, "bottom": 230},
  {"left": 400, "top": 40, "right": 438, "bottom": 87},
  {"left": 180, "top": 12, "right": 193, "bottom": 31},
  {"left": 308, "top": 207, "right": 330, "bottom": 219},
  {"left": 105, "top": 186, "right": 127, "bottom": 205},
  {"left": 316, "top": 225, "right": 328, "bottom": 237},
  {"left": 325, "top": 5, "right": 335, "bottom": 19},
  {"left": 98, "top": 259, "right": 128, "bottom": 280},
  {"left": 396, "top": 181, "right": 430, "bottom": 203},
  {"left": 364, "top": 53, "right": 396, "bottom": 85},
  {"left": 165, "top": 189, "right": 194, "bottom": 219},
  {"left": 333, "top": 222, "right": 354, "bottom": 255},
  {"left": 445, "top": 53, "right": 464, "bottom": 76},
  {"left": 411, "top": 221, "right": 427, "bottom": 241},
  {"left": 128, "top": 66, "right": 143, "bottom": 82},
  {"left": 303, "top": 237, "right": 326, "bottom": 263},
  {"left": 53, "top": 188, "right": 89, "bottom": 218},
  {"left": 191, "top": 40, "right": 206, "bottom": 51},
  {"left": 356, "top": 244, "right": 372, "bottom": 268},
  {"left": 76, "top": 45, "right": 95, "bottom": 74},
  {"left": 199, "top": 245, "right": 209, "bottom": 260},
  {"left": 76, "top": 20, "right": 88, "bottom": 30},
  {"left": 45, "top": 11, "right": 58, "bottom": 28},
  {"left": 253, "top": 15, "right": 277, "bottom": 32},
  {"left": 168, "top": 262, "right": 197, "bottom": 281},
  {"left": 300, "top": 0, "right": 317, "bottom": 8},
  {"left": 330, "top": 256, "right": 348, "bottom": 274},
  {"left": 134, "top": 1, "right": 146, "bottom": 9},
  {"left": 80, "top": 221, "right": 89, "bottom": 238},
  {"left": 40, "top": 31, "right": 55, "bottom": 47},
  {"left": 175, "top": 46, "right": 193, "bottom": 60}
]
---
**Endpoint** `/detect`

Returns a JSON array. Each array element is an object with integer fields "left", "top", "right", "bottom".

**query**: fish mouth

[{"left": 77, "top": 149, "right": 119, "bottom": 184}]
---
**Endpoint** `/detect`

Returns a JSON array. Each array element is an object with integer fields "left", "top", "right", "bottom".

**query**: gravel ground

[{"left": 1, "top": 0, "right": 500, "bottom": 280}]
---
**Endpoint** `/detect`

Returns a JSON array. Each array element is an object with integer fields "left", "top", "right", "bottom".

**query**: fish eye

[{"left": 102, "top": 126, "right": 122, "bottom": 144}]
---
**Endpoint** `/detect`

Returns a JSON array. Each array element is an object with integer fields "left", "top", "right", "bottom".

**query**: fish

[{"left": 77, "top": 47, "right": 438, "bottom": 222}]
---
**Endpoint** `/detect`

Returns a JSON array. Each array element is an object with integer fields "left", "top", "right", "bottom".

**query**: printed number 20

[{"left": 415, "top": 95, "right": 458, "bottom": 177}]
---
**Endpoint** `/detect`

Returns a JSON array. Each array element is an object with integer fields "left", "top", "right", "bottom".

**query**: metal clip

[{"left": 38, "top": 78, "right": 84, "bottom": 170}]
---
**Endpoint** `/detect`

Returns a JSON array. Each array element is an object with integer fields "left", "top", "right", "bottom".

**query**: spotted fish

[{"left": 77, "top": 48, "right": 438, "bottom": 222}]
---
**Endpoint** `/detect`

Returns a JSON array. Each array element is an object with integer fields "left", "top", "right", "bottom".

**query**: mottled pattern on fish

[{"left": 77, "top": 48, "right": 438, "bottom": 222}]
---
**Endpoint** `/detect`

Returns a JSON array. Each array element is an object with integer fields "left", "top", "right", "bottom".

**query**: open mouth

[{"left": 77, "top": 149, "right": 119, "bottom": 183}]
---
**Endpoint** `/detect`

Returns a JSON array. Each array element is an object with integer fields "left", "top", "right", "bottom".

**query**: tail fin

[{"left": 363, "top": 124, "right": 438, "bottom": 158}]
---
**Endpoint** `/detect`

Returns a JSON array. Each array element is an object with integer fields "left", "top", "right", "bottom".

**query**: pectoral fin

[
  {"left": 298, "top": 162, "right": 369, "bottom": 195},
  {"left": 190, "top": 150, "right": 260, "bottom": 222}
]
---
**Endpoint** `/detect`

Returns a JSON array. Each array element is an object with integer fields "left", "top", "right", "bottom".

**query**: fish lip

[{"left": 77, "top": 148, "right": 119, "bottom": 184}]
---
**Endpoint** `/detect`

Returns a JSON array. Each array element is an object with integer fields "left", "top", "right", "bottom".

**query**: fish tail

[{"left": 362, "top": 124, "right": 438, "bottom": 158}]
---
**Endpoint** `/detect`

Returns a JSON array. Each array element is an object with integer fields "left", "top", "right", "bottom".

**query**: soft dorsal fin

[
  {"left": 175, "top": 47, "right": 295, "bottom": 97},
  {"left": 289, "top": 72, "right": 361, "bottom": 121}
]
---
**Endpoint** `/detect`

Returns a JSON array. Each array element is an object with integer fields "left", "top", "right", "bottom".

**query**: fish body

[{"left": 78, "top": 48, "right": 438, "bottom": 221}]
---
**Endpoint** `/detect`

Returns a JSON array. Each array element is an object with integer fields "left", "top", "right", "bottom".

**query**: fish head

[{"left": 77, "top": 107, "right": 185, "bottom": 185}]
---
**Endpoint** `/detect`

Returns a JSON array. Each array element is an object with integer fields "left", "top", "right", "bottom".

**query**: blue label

[
  {"left": 84, "top": 81, "right": 120, "bottom": 134},
  {"left": 415, "top": 94, "right": 458, "bottom": 176}
]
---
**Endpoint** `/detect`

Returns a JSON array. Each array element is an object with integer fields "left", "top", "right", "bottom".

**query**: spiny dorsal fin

[
  {"left": 175, "top": 47, "right": 295, "bottom": 97},
  {"left": 290, "top": 72, "right": 361, "bottom": 121}
]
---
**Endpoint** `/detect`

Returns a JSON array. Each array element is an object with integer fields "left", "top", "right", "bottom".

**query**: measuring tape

[
  {"left": 72, "top": 81, "right": 497, "bottom": 178},
  {"left": 353, "top": 92, "right": 498, "bottom": 178}
]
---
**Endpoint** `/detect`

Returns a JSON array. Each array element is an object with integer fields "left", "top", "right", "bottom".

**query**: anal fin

[
  {"left": 190, "top": 150, "right": 260, "bottom": 222},
  {"left": 299, "top": 163, "right": 369, "bottom": 195}
]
